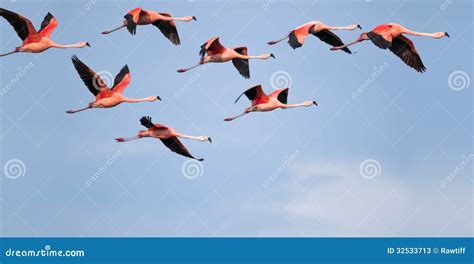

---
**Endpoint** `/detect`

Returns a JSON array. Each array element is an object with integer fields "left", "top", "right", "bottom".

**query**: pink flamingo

[
  {"left": 331, "top": 23, "right": 449, "bottom": 72},
  {"left": 177, "top": 37, "right": 275, "bottom": 79},
  {"left": 115, "top": 116, "right": 211, "bottom": 161},
  {"left": 224, "top": 85, "right": 317, "bottom": 121},
  {"left": 0, "top": 8, "right": 90, "bottom": 57},
  {"left": 66, "top": 56, "right": 160, "bottom": 114},
  {"left": 268, "top": 20, "right": 361, "bottom": 53},
  {"left": 101, "top": 7, "right": 196, "bottom": 45}
]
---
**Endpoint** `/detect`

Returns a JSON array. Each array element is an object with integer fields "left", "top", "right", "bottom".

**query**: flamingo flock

[{"left": 0, "top": 6, "right": 450, "bottom": 161}]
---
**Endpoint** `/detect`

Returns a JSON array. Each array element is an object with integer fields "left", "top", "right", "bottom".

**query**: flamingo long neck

[
  {"left": 333, "top": 34, "right": 368, "bottom": 50},
  {"left": 177, "top": 134, "right": 202, "bottom": 141},
  {"left": 122, "top": 97, "right": 154, "bottom": 103},
  {"left": 178, "top": 62, "right": 204, "bottom": 72},
  {"left": 242, "top": 54, "right": 268, "bottom": 60},
  {"left": 329, "top": 25, "right": 354, "bottom": 30},
  {"left": 401, "top": 29, "right": 438, "bottom": 38},
  {"left": 67, "top": 105, "right": 91, "bottom": 113},
  {"left": 121, "top": 136, "right": 141, "bottom": 141},
  {"left": 52, "top": 42, "right": 84, "bottom": 49},
  {"left": 281, "top": 102, "right": 308, "bottom": 109}
]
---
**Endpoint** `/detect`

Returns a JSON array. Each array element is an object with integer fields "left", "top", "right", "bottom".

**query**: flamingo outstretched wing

[
  {"left": 124, "top": 7, "right": 144, "bottom": 35},
  {"left": 38, "top": 12, "right": 57, "bottom": 38},
  {"left": 161, "top": 137, "right": 203, "bottom": 161},
  {"left": 0, "top": 8, "right": 40, "bottom": 44},
  {"left": 313, "top": 29, "right": 351, "bottom": 54},
  {"left": 152, "top": 13, "right": 180, "bottom": 45},
  {"left": 71, "top": 55, "right": 109, "bottom": 96},
  {"left": 232, "top": 47, "right": 250, "bottom": 79},
  {"left": 288, "top": 23, "right": 314, "bottom": 49},
  {"left": 269, "top": 88, "right": 289, "bottom": 104},
  {"left": 367, "top": 25, "right": 393, "bottom": 49},
  {"left": 111, "top": 65, "right": 131, "bottom": 94},
  {"left": 199, "top": 37, "right": 225, "bottom": 60},
  {"left": 389, "top": 35, "right": 426, "bottom": 73},
  {"left": 234, "top": 85, "right": 269, "bottom": 105}
]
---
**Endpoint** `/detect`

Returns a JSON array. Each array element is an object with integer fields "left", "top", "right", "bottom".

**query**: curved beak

[
  {"left": 270, "top": 53, "right": 275, "bottom": 59},
  {"left": 156, "top": 96, "right": 161, "bottom": 101},
  {"left": 192, "top": 16, "right": 197, "bottom": 21},
  {"left": 445, "top": 32, "right": 450, "bottom": 38},
  {"left": 313, "top": 101, "right": 318, "bottom": 106},
  {"left": 86, "top": 42, "right": 91, "bottom": 47},
  {"left": 357, "top": 24, "right": 362, "bottom": 30},
  {"left": 208, "top": 137, "right": 212, "bottom": 143}
]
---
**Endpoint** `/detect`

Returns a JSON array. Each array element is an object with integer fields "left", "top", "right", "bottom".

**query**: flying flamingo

[
  {"left": 101, "top": 7, "right": 196, "bottom": 45},
  {"left": 0, "top": 8, "right": 90, "bottom": 57},
  {"left": 224, "top": 85, "right": 317, "bottom": 121},
  {"left": 330, "top": 23, "right": 450, "bottom": 72},
  {"left": 268, "top": 21, "right": 361, "bottom": 53},
  {"left": 66, "top": 56, "right": 161, "bottom": 114},
  {"left": 115, "top": 116, "right": 211, "bottom": 161},
  {"left": 177, "top": 37, "right": 275, "bottom": 79}
]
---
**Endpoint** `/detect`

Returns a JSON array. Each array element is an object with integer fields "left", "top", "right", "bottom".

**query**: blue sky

[{"left": 0, "top": 0, "right": 472, "bottom": 237}]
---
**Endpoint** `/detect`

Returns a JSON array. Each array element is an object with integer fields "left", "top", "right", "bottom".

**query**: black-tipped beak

[
  {"left": 445, "top": 32, "right": 450, "bottom": 38},
  {"left": 313, "top": 101, "right": 318, "bottom": 106},
  {"left": 157, "top": 96, "right": 161, "bottom": 101},
  {"left": 357, "top": 24, "right": 362, "bottom": 30},
  {"left": 208, "top": 137, "right": 212, "bottom": 143},
  {"left": 270, "top": 53, "right": 275, "bottom": 58},
  {"left": 86, "top": 42, "right": 91, "bottom": 47},
  {"left": 192, "top": 16, "right": 197, "bottom": 21}
]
